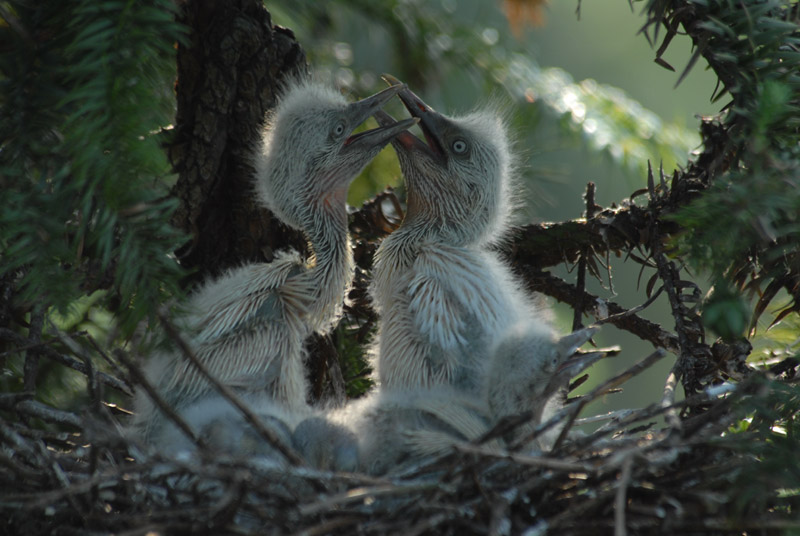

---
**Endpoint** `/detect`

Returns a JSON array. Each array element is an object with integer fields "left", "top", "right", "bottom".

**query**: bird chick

[
  {"left": 132, "top": 80, "right": 416, "bottom": 449},
  {"left": 371, "top": 85, "right": 536, "bottom": 395},
  {"left": 486, "top": 323, "right": 600, "bottom": 449},
  {"left": 372, "top": 83, "right": 596, "bottom": 448},
  {"left": 292, "top": 416, "right": 360, "bottom": 472},
  {"left": 293, "top": 385, "right": 494, "bottom": 475},
  {"left": 152, "top": 394, "right": 296, "bottom": 461}
]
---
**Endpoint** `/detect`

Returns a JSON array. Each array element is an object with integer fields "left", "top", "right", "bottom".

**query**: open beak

[
  {"left": 376, "top": 74, "right": 447, "bottom": 164},
  {"left": 340, "top": 84, "right": 419, "bottom": 155}
]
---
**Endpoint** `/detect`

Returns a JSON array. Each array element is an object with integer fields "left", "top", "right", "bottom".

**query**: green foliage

[
  {"left": 751, "top": 311, "right": 800, "bottom": 359},
  {"left": 646, "top": 0, "right": 800, "bottom": 495},
  {"left": 675, "top": 154, "right": 800, "bottom": 277},
  {"left": 722, "top": 376, "right": 800, "bottom": 515},
  {"left": 650, "top": 0, "right": 800, "bottom": 333},
  {"left": 335, "top": 318, "right": 375, "bottom": 398},
  {"left": 702, "top": 283, "right": 749, "bottom": 341},
  {"left": 0, "top": 0, "right": 187, "bottom": 335},
  {"left": 498, "top": 59, "right": 699, "bottom": 175}
]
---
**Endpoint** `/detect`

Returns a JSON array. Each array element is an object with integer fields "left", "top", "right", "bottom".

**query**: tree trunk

[{"left": 169, "top": 0, "right": 307, "bottom": 280}]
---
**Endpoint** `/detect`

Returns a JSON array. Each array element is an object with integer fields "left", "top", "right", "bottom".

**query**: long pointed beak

[
  {"left": 379, "top": 75, "right": 446, "bottom": 163},
  {"left": 341, "top": 84, "right": 418, "bottom": 153},
  {"left": 346, "top": 84, "right": 405, "bottom": 127}
]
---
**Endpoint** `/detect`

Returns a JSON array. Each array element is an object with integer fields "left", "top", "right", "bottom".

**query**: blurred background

[{"left": 269, "top": 0, "right": 722, "bottom": 417}]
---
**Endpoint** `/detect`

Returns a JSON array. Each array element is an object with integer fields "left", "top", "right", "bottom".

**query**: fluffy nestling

[
  {"left": 131, "top": 80, "right": 416, "bottom": 452},
  {"left": 371, "top": 82, "right": 540, "bottom": 395},
  {"left": 369, "top": 81, "right": 596, "bottom": 452}
]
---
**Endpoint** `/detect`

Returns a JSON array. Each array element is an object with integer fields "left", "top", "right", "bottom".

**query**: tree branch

[{"left": 511, "top": 269, "right": 680, "bottom": 354}]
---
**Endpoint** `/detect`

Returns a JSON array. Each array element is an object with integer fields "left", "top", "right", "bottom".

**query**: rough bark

[{"left": 168, "top": 0, "right": 307, "bottom": 280}]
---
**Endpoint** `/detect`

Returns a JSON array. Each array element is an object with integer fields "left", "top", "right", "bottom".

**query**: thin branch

[
  {"left": 518, "top": 271, "right": 680, "bottom": 354},
  {"left": 157, "top": 311, "right": 305, "bottom": 466},
  {"left": 573, "top": 182, "right": 599, "bottom": 331},
  {"left": 14, "top": 400, "right": 81, "bottom": 428},
  {"left": 595, "top": 286, "right": 665, "bottom": 326},
  {"left": 497, "top": 349, "right": 667, "bottom": 452},
  {"left": 649, "top": 223, "right": 710, "bottom": 394},
  {"left": 0, "top": 328, "right": 133, "bottom": 395},
  {"left": 614, "top": 455, "right": 633, "bottom": 536},
  {"left": 298, "top": 482, "right": 439, "bottom": 516},
  {"left": 662, "top": 364, "right": 682, "bottom": 429},
  {"left": 115, "top": 349, "right": 207, "bottom": 451},
  {"left": 547, "top": 349, "right": 667, "bottom": 452},
  {"left": 22, "top": 306, "right": 44, "bottom": 393},
  {"left": 455, "top": 443, "right": 593, "bottom": 473},
  {"left": 85, "top": 333, "right": 133, "bottom": 388}
]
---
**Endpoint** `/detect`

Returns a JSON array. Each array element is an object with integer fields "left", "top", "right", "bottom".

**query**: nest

[
  {"left": 2, "top": 185, "right": 799, "bottom": 535},
  {"left": 2, "top": 330, "right": 798, "bottom": 536}
]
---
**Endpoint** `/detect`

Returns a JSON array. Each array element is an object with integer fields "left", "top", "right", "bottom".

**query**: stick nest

[{"left": 1, "top": 330, "right": 798, "bottom": 536}]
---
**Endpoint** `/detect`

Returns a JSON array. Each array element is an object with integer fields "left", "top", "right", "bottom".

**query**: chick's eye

[
  {"left": 332, "top": 122, "right": 346, "bottom": 137},
  {"left": 452, "top": 139, "right": 468, "bottom": 154}
]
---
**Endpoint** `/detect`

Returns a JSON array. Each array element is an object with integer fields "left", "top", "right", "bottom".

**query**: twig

[
  {"left": 157, "top": 310, "right": 305, "bottom": 466},
  {"left": 85, "top": 333, "right": 133, "bottom": 389},
  {"left": 407, "top": 512, "right": 451, "bottom": 536},
  {"left": 74, "top": 339, "right": 102, "bottom": 499},
  {"left": 0, "top": 328, "right": 133, "bottom": 395},
  {"left": 14, "top": 400, "right": 82, "bottom": 428},
  {"left": 650, "top": 230, "right": 694, "bottom": 370},
  {"left": 0, "top": 419, "right": 44, "bottom": 469},
  {"left": 594, "top": 286, "right": 664, "bottom": 326},
  {"left": 519, "top": 271, "right": 680, "bottom": 354},
  {"left": 46, "top": 325, "right": 105, "bottom": 416},
  {"left": 22, "top": 307, "right": 44, "bottom": 393},
  {"left": 570, "top": 374, "right": 764, "bottom": 456},
  {"left": 648, "top": 219, "right": 711, "bottom": 395},
  {"left": 291, "top": 516, "right": 362, "bottom": 536},
  {"left": 572, "top": 182, "right": 598, "bottom": 331},
  {"left": 661, "top": 364, "right": 682, "bottom": 429},
  {"left": 0, "top": 448, "right": 43, "bottom": 482},
  {"left": 614, "top": 455, "right": 633, "bottom": 536},
  {"left": 32, "top": 439, "right": 84, "bottom": 514},
  {"left": 547, "top": 349, "right": 667, "bottom": 451},
  {"left": 298, "top": 482, "right": 439, "bottom": 516},
  {"left": 114, "top": 349, "right": 206, "bottom": 451},
  {"left": 455, "top": 443, "right": 593, "bottom": 473},
  {"left": 0, "top": 391, "right": 34, "bottom": 408},
  {"left": 574, "top": 409, "right": 636, "bottom": 426},
  {"left": 0, "top": 338, "right": 58, "bottom": 358}
]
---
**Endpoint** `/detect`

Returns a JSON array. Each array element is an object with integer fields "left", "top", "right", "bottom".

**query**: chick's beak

[
  {"left": 379, "top": 74, "right": 446, "bottom": 163},
  {"left": 341, "top": 84, "right": 418, "bottom": 154},
  {"left": 373, "top": 109, "right": 418, "bottom": 149}
]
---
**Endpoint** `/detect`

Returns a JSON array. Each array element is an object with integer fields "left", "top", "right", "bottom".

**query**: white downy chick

[{"left": 132, "top": 81, "right": 416, "bottom": 456}]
